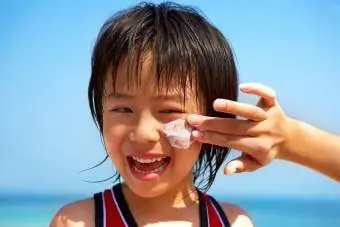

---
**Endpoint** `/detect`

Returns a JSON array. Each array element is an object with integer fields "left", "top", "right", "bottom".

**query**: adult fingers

[
  {"left": 212, "top": 99, "right": 267, "bottom": 121},
  {"left": 192, "top": 130, "right": 271, "bottom": 161},
  {"left": 187, "top": 115, "right": 259, "bottom": 136},
  {"left": 224, "top": 154, "right": 262, "bottom": 175},
  {"left": 239, "top": 83, "right": 277, "bottom": 107}
]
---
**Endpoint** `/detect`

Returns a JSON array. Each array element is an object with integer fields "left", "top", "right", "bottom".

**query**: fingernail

[
  {"left": 214, "top": 99, "right": 227, "bottom": 106},
  {"left": 224, "top": 164, "right": 236, "bottom": 175},
  {"left": 187, "top": 114, "right": 203, "bottom": 127},
  {"left": 224, "top": 167, "right": 235, "bottom": 175},
  {"left": 192, "top": 130, "right": 204, "bottom": 138},
  {"left": 239, "top": 83, "right": 251, "bottom": 91}
]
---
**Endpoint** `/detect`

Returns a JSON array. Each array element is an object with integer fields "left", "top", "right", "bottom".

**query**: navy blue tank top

[{"left": 94, "top": 183, "right": 230, "bottom": 227}]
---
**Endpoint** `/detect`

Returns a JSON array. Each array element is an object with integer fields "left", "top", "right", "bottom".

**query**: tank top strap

[
  {"left": 95, "top": 184, "right": 229, "bottom": 227},
  {"left": 197, "top": 190, "right": 230, "bottom": 227},
  {"left": 93, "top": 184, "right": 137, "bottom": 227}
]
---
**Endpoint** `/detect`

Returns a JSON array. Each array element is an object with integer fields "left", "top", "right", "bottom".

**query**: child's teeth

[
  {"left": 133, "top": 164, "right": 166, "bottom": 173},
  {"left": 132, "top": 157, "right": 163, "bottom": 163}
]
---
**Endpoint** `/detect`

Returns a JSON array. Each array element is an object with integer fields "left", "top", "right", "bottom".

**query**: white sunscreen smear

[{"left": 162, "top": 119, "right": 194, "bottom": 149}]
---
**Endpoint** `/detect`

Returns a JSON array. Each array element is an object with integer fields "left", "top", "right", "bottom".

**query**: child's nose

[{"left": 128, "top": 118, "right": 162, "bottom": 143}]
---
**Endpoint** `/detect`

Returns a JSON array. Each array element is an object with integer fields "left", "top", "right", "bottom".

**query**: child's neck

[{"left": 121, "top": 180, "right": 199, "bottom": 214}]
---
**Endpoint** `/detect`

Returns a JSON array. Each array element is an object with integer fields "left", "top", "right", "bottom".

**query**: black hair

[{"left": 88, "top": 1, "right": 238, "bottom": 192}]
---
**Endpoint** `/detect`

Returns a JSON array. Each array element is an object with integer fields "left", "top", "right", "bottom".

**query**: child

[{"left": 51, "top": 2, "right": 253, "bottom": 227}]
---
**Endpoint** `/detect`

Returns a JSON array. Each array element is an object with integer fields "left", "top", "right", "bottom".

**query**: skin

[
  {"left": 50, "top": 55, "right": 253, "bottom": 227},
  {"left": 50, "top": 199, "right": 252, "bottom": 227},
  {"left": 187, "top": 83, "right": 340, "bottom": 182}
]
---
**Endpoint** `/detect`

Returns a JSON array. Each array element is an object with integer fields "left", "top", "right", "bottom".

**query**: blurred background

[{"left": 1, "top": 0, "right": 339, "bottom": 226}]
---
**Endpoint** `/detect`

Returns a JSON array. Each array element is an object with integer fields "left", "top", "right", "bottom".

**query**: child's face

[{"left": 102, "top": 54, "right": 203, "bottom": 198}]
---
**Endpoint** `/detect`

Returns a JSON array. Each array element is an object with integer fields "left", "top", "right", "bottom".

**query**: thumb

[{"left": 224, "top": 154, "right": 262, "bottom": 175}]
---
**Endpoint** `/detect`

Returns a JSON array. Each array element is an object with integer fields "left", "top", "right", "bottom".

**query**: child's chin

[{"left": 127, "top": 182, "right": 170, "bottom": 198}]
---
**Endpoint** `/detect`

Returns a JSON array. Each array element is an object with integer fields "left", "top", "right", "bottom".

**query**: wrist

[{"left": 276, "top": 117, "right": 301, "bottom": 161}]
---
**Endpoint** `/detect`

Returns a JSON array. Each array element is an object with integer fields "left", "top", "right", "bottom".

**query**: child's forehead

[
  {"left": 103, "top": 64, "right": 204, "bottom": 113},
  {"left": 102, "top": 50, "right": 203, "bottom": 106},
  {"left": 106, "top": 77, "right": 195, "bottom": 100},
  {"left": 104, "top": 67, "right": 197, "bottom": 99}
]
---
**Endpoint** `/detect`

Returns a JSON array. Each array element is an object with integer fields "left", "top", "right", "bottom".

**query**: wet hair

[{"left": 88, "top": 1, "right": 238, "bottom": 192}]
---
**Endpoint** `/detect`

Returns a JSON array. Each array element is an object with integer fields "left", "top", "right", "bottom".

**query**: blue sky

[{"left": 0, "top": 0, "right": 339, "bottom": 198}]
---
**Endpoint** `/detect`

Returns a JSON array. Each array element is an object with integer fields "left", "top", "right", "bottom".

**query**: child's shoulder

[
  {"left": 218, "top": 201, "right": 254, "bottom": 227},
  {"left": 50, "top": 198, "right": 94, "bottom": 227}
]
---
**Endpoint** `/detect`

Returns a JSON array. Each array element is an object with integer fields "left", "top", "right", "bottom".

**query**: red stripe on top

[
  {"left": 104, "top": 189, "right": 126, "bottom": 227},
  {"left": 202, "top": 193, "right": 223, "bottom": 227}
]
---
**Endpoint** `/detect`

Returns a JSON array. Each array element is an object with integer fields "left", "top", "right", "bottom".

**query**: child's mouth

[{"left": 127, "top": 155, "right": 171, "bottom": 181}]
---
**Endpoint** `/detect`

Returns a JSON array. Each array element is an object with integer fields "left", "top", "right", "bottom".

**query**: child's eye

[
  {"left": 161, "top": 109, "right": 184, "bottom": 114},
  {"left": 110, "top": 107, "right": 132, "bottom": 113}
]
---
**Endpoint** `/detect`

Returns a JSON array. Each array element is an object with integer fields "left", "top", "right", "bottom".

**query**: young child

[{"left": 51, "top": 2, "right": 253, "bottom": 227}]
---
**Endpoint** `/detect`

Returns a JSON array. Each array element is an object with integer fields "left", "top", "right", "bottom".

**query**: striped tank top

[{"left": 94, "top": 183, "right": 230, "bottom": 227}]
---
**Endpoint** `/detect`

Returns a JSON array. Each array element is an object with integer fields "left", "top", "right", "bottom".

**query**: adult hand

[{"left": 187, "top": 83, "right": 289, "bottom": 175}]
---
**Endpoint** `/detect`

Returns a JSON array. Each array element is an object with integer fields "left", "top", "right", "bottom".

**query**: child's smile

[{"left": 126, "top": 154, "right": 171, "bottom": 181}]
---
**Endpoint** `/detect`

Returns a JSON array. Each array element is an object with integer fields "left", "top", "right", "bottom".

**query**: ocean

[{"left": 0, "top": 195, "right": 339, "bottom": 227}]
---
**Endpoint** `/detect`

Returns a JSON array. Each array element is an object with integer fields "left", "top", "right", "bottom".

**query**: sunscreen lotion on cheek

[{"left": 162, "top": 119, "right": 194, "bottom": 149}]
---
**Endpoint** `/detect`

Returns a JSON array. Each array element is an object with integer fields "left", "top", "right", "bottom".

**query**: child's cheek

[
  {"left": 162, "top": 119, "right": 194, "bottom": 149},
  {"left": 103, "top": 123, "right": 125, "bottom": 146}
]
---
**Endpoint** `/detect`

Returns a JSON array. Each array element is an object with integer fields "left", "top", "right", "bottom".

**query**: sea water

[{"left": 1, "top": 195, "right": 339, "bottom": 227}]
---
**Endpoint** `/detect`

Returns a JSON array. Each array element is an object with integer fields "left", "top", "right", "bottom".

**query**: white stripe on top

[
  {"left": 110, "top": 188, "right": 128, "bottom": 227},
  {"left": 210, "top": 199, "right": 225, "bottom": 227},
  {"left": 102, "top": 192, "right": 106, "bottom": 227}
]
